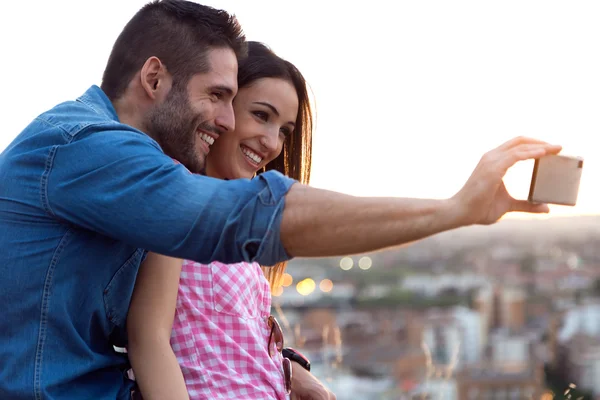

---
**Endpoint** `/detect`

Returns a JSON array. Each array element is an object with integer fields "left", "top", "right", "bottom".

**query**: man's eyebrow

[
  {"left": 253, "top": 101, "right": 279, "bottom": 116},
  {"left": 212, "top": 85, "right": 235, "bottom": 95}
]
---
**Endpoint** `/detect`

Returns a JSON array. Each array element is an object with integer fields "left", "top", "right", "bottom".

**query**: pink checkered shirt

[{"left": 170, "top": 260, "right": 288, "bottom": 399}]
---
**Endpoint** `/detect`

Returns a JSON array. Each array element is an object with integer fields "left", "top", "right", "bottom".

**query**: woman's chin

[{"left": 224, "top": 169, "right": 254, "bottom": 180}]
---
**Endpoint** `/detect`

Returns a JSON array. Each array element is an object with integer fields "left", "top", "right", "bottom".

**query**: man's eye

[{"left": 212, "top": 92, "right": 223, "bottom": 100}]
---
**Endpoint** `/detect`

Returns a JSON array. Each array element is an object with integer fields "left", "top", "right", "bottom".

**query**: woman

[{"left": 127, "top": 41, "right": 327, "bottom": 400}]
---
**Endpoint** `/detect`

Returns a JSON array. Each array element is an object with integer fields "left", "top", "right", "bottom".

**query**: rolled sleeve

[
  {"left": 236, "top": 171, "right": 295, "bottom": 265},
  {"left": 44, "top": 125, "right": 297, "bottom": 265}
]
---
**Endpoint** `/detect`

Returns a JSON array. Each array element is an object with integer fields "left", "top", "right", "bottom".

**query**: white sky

[{"left": 2, "top": 1, "right": 599, "bottom": 217}]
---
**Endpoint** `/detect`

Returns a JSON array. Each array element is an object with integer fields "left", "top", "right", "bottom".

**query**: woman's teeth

[
  {"left": 242, "top": 147, "right": 262, "bottom": 164},
  {"left": 200, "top": 133, "right": 215, "bottom": 145}
]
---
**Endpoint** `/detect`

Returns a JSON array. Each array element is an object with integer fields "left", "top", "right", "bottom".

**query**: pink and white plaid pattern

[{"left": 171, "top": 260, "right": 288, "bottom": 399}]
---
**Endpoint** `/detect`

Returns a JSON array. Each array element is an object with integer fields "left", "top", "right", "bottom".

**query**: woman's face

[{"left": 205, "top": 77, "right": 299, "bottom": 180}]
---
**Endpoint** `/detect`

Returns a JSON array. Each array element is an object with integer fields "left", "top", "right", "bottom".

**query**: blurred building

[
  {"left": 560, "top": 333, "right": 600, "bottom": 396},
  {"left": 422, "top": 306, "right": 483, "bottom": 367},
  {"left": 409, "top": 377, "right": 458, "bottom": 400},
  {"left": 489, "top": 328, "right": 536, "bottom": 365},
  {"left": 558, "top": 300, "right": 600, "bottom": 341},
  {"left": 475, "top": 285, "right": 526, "bottom": 341},
  {"left": 401, "top": 273, "right": 489, "bottom": 297},
  {"left": 456, "top": 362, "right": 544, "bottom": 400},
  {"left": 553, "top": 300, "right": 600, "bottom": 397}
]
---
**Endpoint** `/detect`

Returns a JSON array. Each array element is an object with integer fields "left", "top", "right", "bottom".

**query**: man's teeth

[
  {"left": 200, "top": 133, "right": 215, "bottom": 146},
  {"left": 242, "top": 147, "right": 262, "bottom": 164}
]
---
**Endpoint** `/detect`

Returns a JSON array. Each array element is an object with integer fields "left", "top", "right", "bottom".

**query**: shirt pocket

[
  {"left": 210, "top": 262, "right": 263, "bottom": 319},
  {"left": 103, "top": 248, "right": 145, "bottom": 345}
]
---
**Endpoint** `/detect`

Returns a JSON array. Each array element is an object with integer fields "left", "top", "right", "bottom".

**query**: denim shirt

[{"left": 0, "top": 86, "right": 295, "bottom": 399}]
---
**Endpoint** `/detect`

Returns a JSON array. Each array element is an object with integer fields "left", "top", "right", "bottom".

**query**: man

[{"left": 0, "top": 0, "right": 560, "bottom": 399}]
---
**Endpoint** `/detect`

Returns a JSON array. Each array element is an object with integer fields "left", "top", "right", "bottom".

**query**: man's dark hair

[{"left": 101, "top": 0, "right": 247, "bottom": 101}]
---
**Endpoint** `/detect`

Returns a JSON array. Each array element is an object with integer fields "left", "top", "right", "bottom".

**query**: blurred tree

[
  {"left": 592, "top": 277, "right": 600, "bottom": 296},
  {"left": 520, "top": 253, "right": 537, "bottom": 274}
]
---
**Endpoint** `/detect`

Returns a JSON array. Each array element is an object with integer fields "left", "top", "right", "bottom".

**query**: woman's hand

[{"left": 289, "top": 361, "right": 336, "bottom": 400}]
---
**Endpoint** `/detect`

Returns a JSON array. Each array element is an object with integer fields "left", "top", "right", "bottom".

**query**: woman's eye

[
  {"left": 279, "top": 128, "right": 294, "bottom": 139},
  {"left": 253, "top": 111, "right": 268, "bottom": 121}
]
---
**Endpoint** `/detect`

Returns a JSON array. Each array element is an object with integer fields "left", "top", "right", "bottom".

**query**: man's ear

[{"left": 139, "top": 56, "right": 172, "bottom": 102}]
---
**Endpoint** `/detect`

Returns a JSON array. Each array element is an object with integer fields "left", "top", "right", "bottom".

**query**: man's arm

[
  {"left": 47, "top": 131, "right": 559, "bottom": 265},
  {"left": 279, "top": 136, "right": 561, "bottom": 257},
  {"left": 281, "top": 188, "right": 459, "bottom": 257}
]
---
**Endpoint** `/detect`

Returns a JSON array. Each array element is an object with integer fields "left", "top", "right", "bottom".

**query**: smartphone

[{"left": 528, "top": 154, "right": 583, "bottom": 206}]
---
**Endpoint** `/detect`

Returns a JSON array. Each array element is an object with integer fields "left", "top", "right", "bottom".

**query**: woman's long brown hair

[{"left": 238, "top": 42, "right": 314, "bottom": 292}]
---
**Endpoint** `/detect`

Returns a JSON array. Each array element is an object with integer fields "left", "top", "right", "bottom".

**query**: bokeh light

[
  {"left": 296, "top": 278, "right": 316, "bottom": 296},
  {"left": 272, "top": 285, "right": 284, "bottom": 297},
  {"left": 358, "top": 256, "right": 372, "bottom": 270},
  {"left": 281, "top": 273, "right": 293, "bottom": 287},
  {"left": 340, "top": 257, "right": 353, "bottom": 270},
  {"left": 319, "top": 279, "right": 333, "bottom": 293}
]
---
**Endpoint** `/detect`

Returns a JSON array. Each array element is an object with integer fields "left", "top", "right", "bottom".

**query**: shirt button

[{"left": 215, "top": 305, "right": 222, "bottom": 311}]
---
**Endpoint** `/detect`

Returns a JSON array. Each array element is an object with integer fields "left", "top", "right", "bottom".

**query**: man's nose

[{"left": 215, "top": 102, "right": 235, "bottom": 133}]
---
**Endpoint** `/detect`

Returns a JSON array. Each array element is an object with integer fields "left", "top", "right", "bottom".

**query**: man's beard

[{"left": 146, "top": 87, "right": 207, "bottom": 174}]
